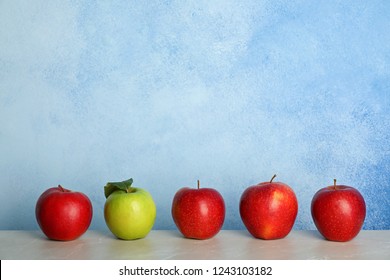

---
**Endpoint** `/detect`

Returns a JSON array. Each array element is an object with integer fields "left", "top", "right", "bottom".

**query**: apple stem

[
  {"left": 270, "top": 174, "right": 277, "bottom": 183},
  {"left": 334, "top": 179, "right": 337, "bottom": 190},
  {"left": 58, "top": 185, "right": 64, "bottom": 192},
  {"left": 197, "top": 180, "right": 200, "bottom": 189}
]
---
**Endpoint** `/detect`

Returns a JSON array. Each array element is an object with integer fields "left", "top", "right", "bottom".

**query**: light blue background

[{"left": 1, "top": 0, "right": 389, "bottom": 231}]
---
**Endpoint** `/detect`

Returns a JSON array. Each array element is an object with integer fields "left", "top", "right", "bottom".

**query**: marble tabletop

[{"left": 0, "top": 230, "right": 389, "bottom": 260}]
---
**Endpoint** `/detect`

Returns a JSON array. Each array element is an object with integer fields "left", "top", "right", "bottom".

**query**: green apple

[{"left": 104, "top": 178, "right": 156, "bottom": 240}]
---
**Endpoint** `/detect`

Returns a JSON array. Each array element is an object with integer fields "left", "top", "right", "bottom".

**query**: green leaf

[{"left": 104, "top": 178, "right": 133, "bottom": 198}]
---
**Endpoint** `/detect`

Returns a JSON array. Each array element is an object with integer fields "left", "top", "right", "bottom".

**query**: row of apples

[{"left": 35, "top": 175, "right": 366, "bottom": 242}]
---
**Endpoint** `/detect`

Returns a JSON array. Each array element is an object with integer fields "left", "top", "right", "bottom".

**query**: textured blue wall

[{"left": 1, "top": 0, "right": 389, "bottom": 231}]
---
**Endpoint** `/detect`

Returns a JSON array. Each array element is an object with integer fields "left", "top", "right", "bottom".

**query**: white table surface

[{"left": 0, "top": 230, "right": 389, "bottom": 260}]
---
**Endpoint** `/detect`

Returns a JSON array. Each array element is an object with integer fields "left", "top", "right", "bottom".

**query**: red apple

[
  {"left": 171, "top": 180, "right": 225, "bottom": 239},
  {"left": 35, "top": 185, "right": 93, "bottom": 241},
  {"left": 239, "top": 175, "right": 298, "bottom": 240},
  {"left": 311, "top": 179, "right": 366, "bottom": 242}
]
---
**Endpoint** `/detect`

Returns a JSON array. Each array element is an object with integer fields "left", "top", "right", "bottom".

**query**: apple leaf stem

[
  {"left": 104, "top": 178, "right": 134, "bottom": 198},
  {"left": 57, "top": 185, "right": 70, "bottom": 192},
  {"left": 270, "top": 174, "right": 277, "bottom": 183}
]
